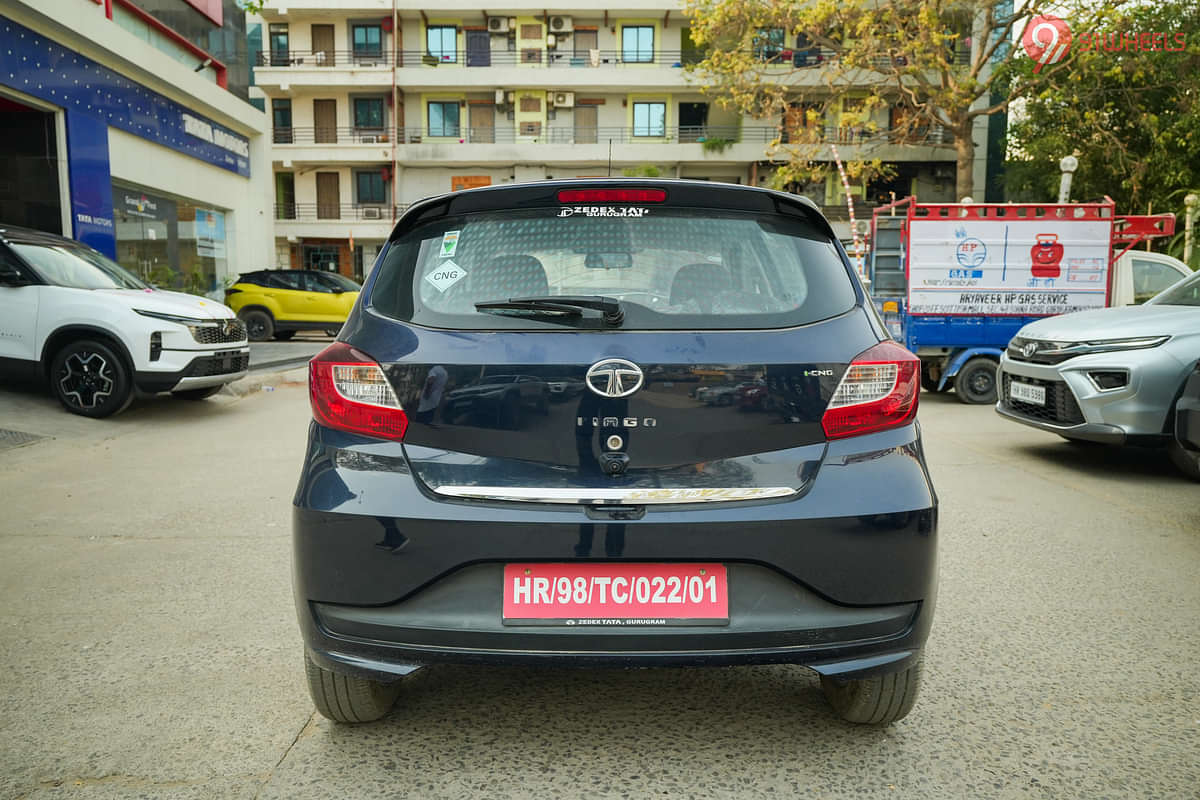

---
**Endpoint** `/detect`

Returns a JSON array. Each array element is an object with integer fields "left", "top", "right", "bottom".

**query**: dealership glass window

[
  {"left": 352, "top": 24, "right": 383, "bottom": 58},
  {"left": 304, "top": 244, "right": 341, "bottom": 273},
  {"left": 632, "top": 102, "right": 666, "bottom": 136},
  {"left": 353, "top": 97, "right": 385, "bottom": 131},
  {"left": 111, "top": 183, "right": 228, "bottom": 296},
  {"left": 272, "top": 99, "right": 292, "bottom": 143},
  {"left": 622, "top": 26, "right": 654, "bottom": 62},
  {"left": 427, "top": 26, "right": 457, "bottom": 62},
  {"left": 356, "top": 171, "right": 387, "bottom": 205},
  {"left": 269, "top": 23, "right": 289, "bottom": 65},
  {"left": 428, "top": 101, "right": 460, "bottom": 137}
]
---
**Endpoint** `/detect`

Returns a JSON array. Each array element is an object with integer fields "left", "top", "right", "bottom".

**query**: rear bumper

[
  {"left": 292, "top": 421, "right": 938, "bottom": 680},
  {"left": 300, "top": 562, "right": 929, "bottom": 679}
]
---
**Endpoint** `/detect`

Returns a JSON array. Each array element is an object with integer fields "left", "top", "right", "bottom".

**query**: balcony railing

[
  {"left": 269, "top": 124, "right": 952, "bottom": 147},
  {"left": 275, "top": 203, "right": 408, "bottom": 221},
  {"left": 256, "top": 49, "right": 714, "bottom": 69},
  {"left": 256, "top": 47, "right": 969, "bottom": 70}
]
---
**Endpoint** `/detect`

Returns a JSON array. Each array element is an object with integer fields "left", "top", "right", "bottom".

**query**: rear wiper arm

[{"left": 474, "top": 295, "right": 625, "bottom": 326}]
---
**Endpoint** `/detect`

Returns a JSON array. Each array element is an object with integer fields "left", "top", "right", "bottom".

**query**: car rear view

[{"left": 294, "top": 181, "right": 938, "bottom": 726}]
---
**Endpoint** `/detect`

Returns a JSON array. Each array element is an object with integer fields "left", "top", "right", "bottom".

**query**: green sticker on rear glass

[{"left": 440, "top": 230, "right": 460, "bottom": 257}]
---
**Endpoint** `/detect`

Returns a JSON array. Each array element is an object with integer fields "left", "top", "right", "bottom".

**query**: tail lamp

[
  {"left": 309, "top": 342, "right": 408, "bottom": 440},
  {"left": 821, "top": 341, "right": 920, "bottom": 439}
]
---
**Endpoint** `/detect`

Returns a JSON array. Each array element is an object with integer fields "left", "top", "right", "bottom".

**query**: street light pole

[{"left": 1058, "top": 155, "right": 1078, "bottom": 203}]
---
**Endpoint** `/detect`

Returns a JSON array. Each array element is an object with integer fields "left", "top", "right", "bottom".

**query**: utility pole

[{"left": 1185, "top": 193, "right": 1199, "bottom": 266}]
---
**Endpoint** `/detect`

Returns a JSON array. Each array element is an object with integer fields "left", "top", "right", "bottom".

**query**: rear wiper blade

[{"left": 474, "top": 295, "right": 625, "bottom": 326}]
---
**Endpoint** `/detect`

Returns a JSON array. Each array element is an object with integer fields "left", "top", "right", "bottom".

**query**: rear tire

[
  {"left": 820, "top": 656, "right": 923, "bottom": 726},
  {"left": 954, "top": 358, "right": 998, "bottom": 404},
  {"left": 238, "top": 309, "right": 274, "bottom": 342},
  {"left": 304, "top": 652, "right": 400, "bottom": 723},
  {"left": 172, "top": 386, "right": 222, "bottom": 401},
  {"left": 921, "top": 363, "right": 948, "bottom": 393},
  {"left": 1168, "top": 440, "right": 1200, "bottom": 481},
  {"left": 50, "top": 339, "right": 134, "bottom": 418},
  {"left": 273, "top": 331, "right": 296, "bottom": 341}
]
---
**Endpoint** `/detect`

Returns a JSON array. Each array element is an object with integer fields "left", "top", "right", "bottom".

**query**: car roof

[
  {"left": 387, "top": 178, "right": 836, "bottom": 241},
  {"left": 0, "top": 224, "right": 88, "bottom": 248}
]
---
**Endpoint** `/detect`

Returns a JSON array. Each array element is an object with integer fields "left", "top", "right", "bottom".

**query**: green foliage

[
  {"left": 1005, "top": 0, "right": 1200, "bottom": 242},
  {"left": 700, "top": 136, "right": 735, "bottom": 154},
  {"left": 682, "top": 0, "right": 1121, "bottom": 199},
  {"left": 622, "top": 164, "right": 665, "bottom": 177}
]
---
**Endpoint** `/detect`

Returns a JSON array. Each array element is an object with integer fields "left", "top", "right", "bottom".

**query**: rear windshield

[{"left": 369, "top": 207, "right": 858, "bottom": 330}]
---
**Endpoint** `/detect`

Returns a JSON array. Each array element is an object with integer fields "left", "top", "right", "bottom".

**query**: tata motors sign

[{"left": 907, "top": 217, "right": 1113, "bottom": 315}]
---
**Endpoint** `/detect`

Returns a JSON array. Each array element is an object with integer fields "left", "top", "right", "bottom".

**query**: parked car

[
  {"left": 295, "top": 180, "right": 937, "bottom": 726},
  {"left": 1173, "top": 362, "right": 1200, "bottom": 478},
  {"left": 0, "top": 225, "right": 248, "bottom": 417},
  {"left": 225, "top": 269, "right": 359, "bottom": 341},
  {"left": 996, "top": 267, "right": 1200, "bottom": 479}
]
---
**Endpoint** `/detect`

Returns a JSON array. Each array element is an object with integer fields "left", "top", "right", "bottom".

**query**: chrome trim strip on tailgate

[{"left": 430, "top": 486, "right": 798, "bottom": 504}]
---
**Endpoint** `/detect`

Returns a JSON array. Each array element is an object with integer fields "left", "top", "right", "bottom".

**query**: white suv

[{"left": 0, "top": 225, "right": 249, "bottom": 417}]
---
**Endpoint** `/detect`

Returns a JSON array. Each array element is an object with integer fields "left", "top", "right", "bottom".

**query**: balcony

[
  {"left": 253, "top": 48, "right": 701, "bottom": 91},
  {"left": 273, "top": 203, "right": 409, "bottom": 239},
  {"left": 268, "top": 123, "right": 954, "bottom": 166}
]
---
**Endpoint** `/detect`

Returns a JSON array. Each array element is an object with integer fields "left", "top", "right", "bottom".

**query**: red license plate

[{"left": 502, "top": 563, "right": 728, "bottom": 626}]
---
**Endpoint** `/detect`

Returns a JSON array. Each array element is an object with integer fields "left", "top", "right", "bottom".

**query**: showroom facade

[{"left": 0, "top": 0, "right": 271, "bottom": 294}]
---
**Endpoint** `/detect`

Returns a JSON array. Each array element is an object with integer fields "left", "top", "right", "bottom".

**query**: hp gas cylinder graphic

[{"left": 1030, "top": 233, "right": 1065, "bottom": 278}]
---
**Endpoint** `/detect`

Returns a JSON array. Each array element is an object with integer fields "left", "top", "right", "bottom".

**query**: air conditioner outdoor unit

[
  {"left": 362, "top": 207, "right": 383, "bottom": 220},
  {"left": 549, "top": 16, "right": 573, "bottom": 33},
  {"left": 851, "top": 219, "right": 871, "bottom": 236},
  {"left": 553, "top": 91, "right": 574, "bottom": 108},
  {"left": 360, "top": 134, "right": 378, "bottom": 143},
  {"left": 487, "top": 17, "right": 510, "bottom": 33}
]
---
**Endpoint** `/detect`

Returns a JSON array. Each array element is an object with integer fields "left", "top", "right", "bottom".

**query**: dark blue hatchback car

[{"left": 294, "top": 180, "right": 937, "bottom": 726}]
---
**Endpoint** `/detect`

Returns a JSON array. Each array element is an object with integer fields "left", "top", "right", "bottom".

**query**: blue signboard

[
  {"left": 0, "top": 17, "right": 251, "bottom": 178},
  {"left": 64, "top": 112, "right": 117, "bottom": 258}
]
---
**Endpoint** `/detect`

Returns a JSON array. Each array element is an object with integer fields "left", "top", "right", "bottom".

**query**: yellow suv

[{"left": 225, "top": 270, "right": 360, "bottom": 341}]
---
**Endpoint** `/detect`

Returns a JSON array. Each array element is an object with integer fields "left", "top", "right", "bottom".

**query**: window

[
  {"left": 519, "top": 96, "right": 542, "bottom": 112},
  {"left": 632, "top": 102, "right": 666, "bottom": 137},
  {"left": 427, "top": 26, "right": 457, "bottom": 62},
  {"left": 272, "top": 99, "right": 292, "bottom": 144},
  {"left": 753, "top": 27, "right": 785, "bottom": 60},
  {"left": 353, "top": 98, "right": 385, "bottom": 130},
  {"left": 1131, "top": 259, "right": 1186, "bottom": 304},
  {"left": 275, "top": 172, "right": 295, "bottom": 219},
  {"left": 428, "top": 101, "right": 460, "bottom": 137},
  {"left": 520, "top": 24, "right": 543, "bottom": 39},
  {"left": 269, "top": 24, "right": 289, "bottom": 65},
  {"left": 356, "top": 171, "right": 386, "bottom": 205},
  {"left": 369, "top": 207, "right": 857, "bottom": 331},
  {"left": 621, "top": 26, "right": 654, "bottom": 62},
  {"left": 352, "top": 24, "right": 383, "bottom": 58}
]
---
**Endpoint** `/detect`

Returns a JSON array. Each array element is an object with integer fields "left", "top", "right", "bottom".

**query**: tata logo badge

[{"left": 585, "top": 359, "right": 644, "bottom": 398}]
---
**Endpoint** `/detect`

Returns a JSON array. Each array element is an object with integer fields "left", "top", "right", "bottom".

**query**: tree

[
  {"left": 682, "top": 0, "right": 1123, "bottom": 200},
  {"left": 1005, "top": 0, "right": 1200, "bottom": 233}
]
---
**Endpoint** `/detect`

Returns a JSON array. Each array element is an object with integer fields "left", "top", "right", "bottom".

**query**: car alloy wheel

[{"left": 58, "top": 350, "right": 115, "bottom": 410}]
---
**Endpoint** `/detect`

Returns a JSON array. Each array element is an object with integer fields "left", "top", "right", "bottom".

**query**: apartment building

[{"left": 250, "top": 0, "right": 987, "bottom": 279}]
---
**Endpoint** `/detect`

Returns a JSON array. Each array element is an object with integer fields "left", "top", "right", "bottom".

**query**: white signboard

[{"left": 907, "top": 217, "right": 1113, "bottom": 315}]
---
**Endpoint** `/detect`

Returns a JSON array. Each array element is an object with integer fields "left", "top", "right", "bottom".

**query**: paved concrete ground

[{"left": 0, "top": 385, "right": 1197, "bottom": 799}]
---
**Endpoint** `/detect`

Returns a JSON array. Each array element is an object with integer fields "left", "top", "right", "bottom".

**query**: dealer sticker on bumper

[{"left": 502, "top": 563, "right": 729, "bottom": 626}]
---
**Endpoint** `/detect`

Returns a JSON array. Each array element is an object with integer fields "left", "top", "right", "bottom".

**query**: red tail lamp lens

[
  {"left": 821, "top": 341, "right": 920, "bottom": 440},
  {"left": 309, "top": 342, "right": 408, "bottom": 440}
]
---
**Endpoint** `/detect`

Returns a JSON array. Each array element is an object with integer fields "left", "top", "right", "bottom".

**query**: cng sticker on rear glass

[
  {"left": 439, "top": 230, "right": 461, "bottom": 257},
  {"left": 425, "top": 260, "right": 466, "bottom": 292}
]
